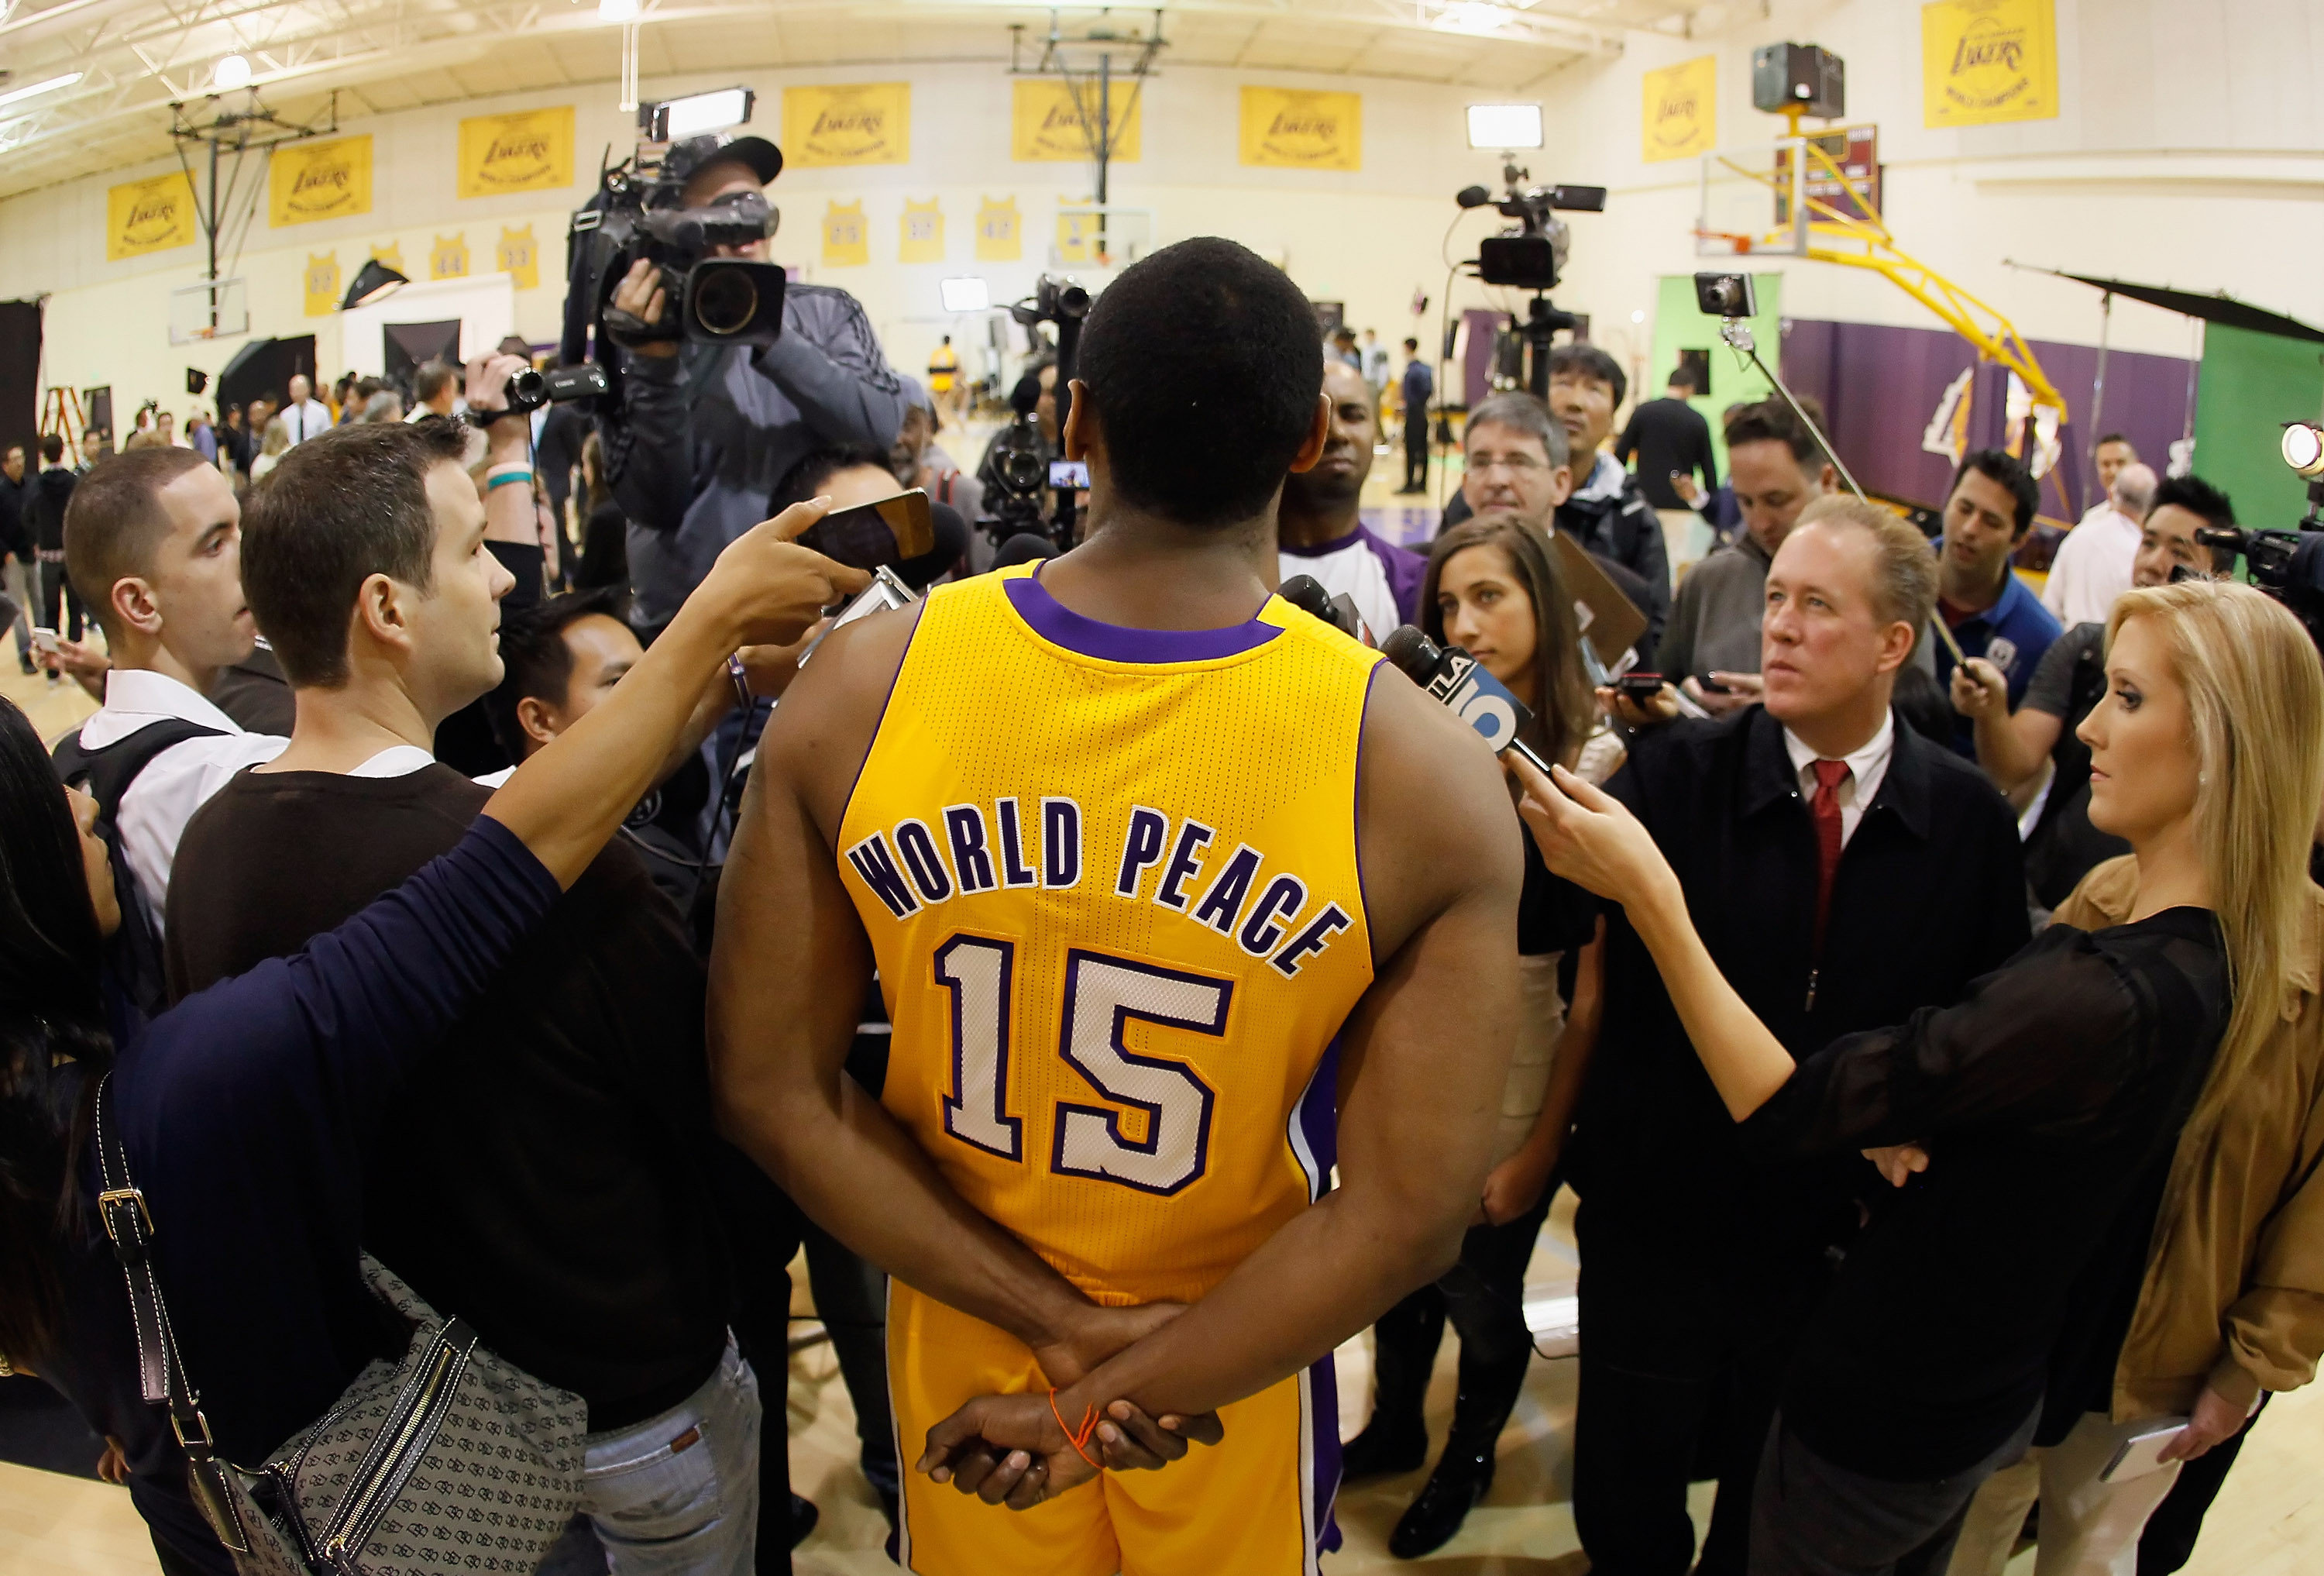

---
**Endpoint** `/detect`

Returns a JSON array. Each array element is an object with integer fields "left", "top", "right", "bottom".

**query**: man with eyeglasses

[
  {"left": 1452, "top": 391, "right": 1662, "bottom": 662},
  {"left": 593, "top": 132, "right": 908, "bottom": 637},
  {"left": 1549, "top": 344, "right": 1670, "bottom": 653}
]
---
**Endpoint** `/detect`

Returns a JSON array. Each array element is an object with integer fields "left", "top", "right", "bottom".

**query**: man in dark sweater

[
  {"left": 1570, "top": 497, "right": 2028, "bottom": 1576},
  {"left": 25, "top": 434, "right": 84, "bottom": 642},
  {"left": 166, "top": 419, "right": 856, "bottom": 1575},
  {"left": 1614, "top": 363, "right": 1717, "bottom": 574},
  {"left": 1549, "top": 344, "right": 1670, "bottom": 652}
]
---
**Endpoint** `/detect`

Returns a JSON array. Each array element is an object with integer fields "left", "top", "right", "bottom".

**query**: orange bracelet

[{"left": 1049, "top": 1388, "right": 1102, "bottom": 1470}]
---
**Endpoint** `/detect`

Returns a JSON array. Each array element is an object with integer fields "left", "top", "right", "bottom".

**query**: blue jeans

[{"left": 540, "top": 1337, "right": 763, "bottom": 1576}]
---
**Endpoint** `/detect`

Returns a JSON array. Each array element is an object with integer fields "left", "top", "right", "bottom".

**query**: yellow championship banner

[
  {"left": 106, "top": 172, "right": 198, "bottom": 261},
  {"left": 1641, "top": 55, "right": 1717, "bottom": 163},
  {"left": 976, "top": 197, "right": 1022, "bottom": 261},
  {"left": 270, "top": 135, "right": 373, "bottom": 227},
  {"left": 497, "top": 225, "right": 540, "bottom": 291},
  {"left": 783, "top": 84, "right": 910, "bottom": 167},
  {"left": 456, "top": 107, "right": 575, "bottom": 200},
  {"left": 822, "top": 200, "right": 869, "bottom": 267},
  {"left": 1922, "top": 0, "right": 2058, "bottom": 127},
  {"left": 303, "top": 253, "right": 341, "bottom": 317},
  {"left": 1239, "top": 88, "right": 1360, "bottom": 171},
  {"left": 1012, "top": 79, "right": 1142, "bottom": 163},
  {"left": 431, "top": 234, "right": 471, "bottom": 280},
  {"left": 899, "top": 199, "right": 945, "bottom": 264}
]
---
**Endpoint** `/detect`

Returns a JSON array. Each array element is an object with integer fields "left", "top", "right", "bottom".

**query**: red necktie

[{"left": 1810, "top": 759, "right": 1851, "bottom": 950}]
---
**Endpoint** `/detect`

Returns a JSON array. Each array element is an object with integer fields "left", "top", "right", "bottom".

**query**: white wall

[{"left": 3, "top": 0, "right": 2318, "bottom": 427}]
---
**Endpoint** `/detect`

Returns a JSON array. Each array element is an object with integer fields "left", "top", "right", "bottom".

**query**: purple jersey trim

[
  {"left": 1277, "top": 525, "right": 1428, "bottom": 627},
  {"left": 1006, "top": 569, "right": 1281, "bottom": 663},
  {"left": 1312, "top": 1351, "right": 1344, "bottom": 1556}
]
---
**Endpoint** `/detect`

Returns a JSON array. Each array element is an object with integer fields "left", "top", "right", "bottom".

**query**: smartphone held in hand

[{"left": 796, "top": 489, "right": 935, "bottom": 571}]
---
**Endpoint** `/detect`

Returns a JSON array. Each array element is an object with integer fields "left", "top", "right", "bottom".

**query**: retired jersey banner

[
  {"left": 303, "top": 253, "right": 341, "bottom": 317},
  {"left": 1922, "top": 0, "right": 2058, "bottom": 127},
  {"left": 783, "top": 84, "right": 910, "bottom": 167},
  {"left": 1012, "top": 79, "right": 1142, "bottom": 163},
  {"left": 899, "top": 199, "right": 945, "bottom": 263},
  {"left": 457, "top": 107, "right": 574, "bottom": 200},
  {"left": 430, "top": 234, "right": 471, "bottom": 280},
  {"left": 975, "top": 197, "right": 1022, "bottom": 262},
  {"left": 1239, "top": 88, "right": 1360, "bottom": 171},
  {"left": 270, "top": 135, "right": 373, "bottom": 227},
  {"left": 370, "top": 240, "right": 405, "bottom": 277},
  {"left": 822, "top": 201, "right": 868, "bottom": 267},
  {"left": 106, "top": 171, "right": 198, "bottom": 260},
  {"left": 1641, "top": 55, "right": 1717, "bottom": 163},
  {"left": 497, "top": 225, "right": 540, "bottom": 291}
]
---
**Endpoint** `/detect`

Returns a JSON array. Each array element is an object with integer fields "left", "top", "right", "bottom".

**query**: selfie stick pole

[{"left": 1717, "top": 317, "right": 1966, "bottom": 666}]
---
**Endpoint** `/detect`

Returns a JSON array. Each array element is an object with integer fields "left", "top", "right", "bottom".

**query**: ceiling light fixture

[
  {"left": 0, "top": 71, "right": 85, "bottom": 112},
  {"left": 599, "top": 0, "right": 639, "bottom": 20},
  {"left": 212, "top": 54, "right": 253, "bottom": 91},
  {"left": 1435, "top": 3, "right": 1512, "bottom": 36}
]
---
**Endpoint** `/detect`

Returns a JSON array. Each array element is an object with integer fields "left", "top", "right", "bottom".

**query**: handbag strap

[{"left": 92, "top": 1075, "right": 250, "bottom": 1552}]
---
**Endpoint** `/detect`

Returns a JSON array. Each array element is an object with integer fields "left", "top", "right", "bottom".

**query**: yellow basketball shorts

[{"left": 886, "top": 1281, "right": 1344, "bottom": 1575}]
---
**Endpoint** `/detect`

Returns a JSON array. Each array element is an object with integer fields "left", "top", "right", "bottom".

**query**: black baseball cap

[{"left": 665, "top": 132, "right": 783, "bottom": 188}]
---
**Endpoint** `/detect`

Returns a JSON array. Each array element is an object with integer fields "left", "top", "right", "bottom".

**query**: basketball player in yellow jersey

[{"left": 711, "top": 238, "right": 1523, "bottom": 1575}]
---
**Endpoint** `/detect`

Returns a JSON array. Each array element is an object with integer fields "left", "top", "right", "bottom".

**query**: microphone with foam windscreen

[
  {"left": 1380, "top": 625, "right": 1553, "bottom": 775},
  {"left": 992, "top": 532, "right": 1058, "bottom": 569},
  {"left": 897, "top": 501, "right": 972, "bottom": 590}
]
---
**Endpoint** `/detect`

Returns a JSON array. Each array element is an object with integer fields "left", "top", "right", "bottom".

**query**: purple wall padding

[{"left": 1780, "top": 318, "right": 2191, "bottom": 518}]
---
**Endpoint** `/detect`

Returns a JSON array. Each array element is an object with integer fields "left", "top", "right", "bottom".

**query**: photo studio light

[
  {"left": 640, "top": 88, "right": 755, "bottom": 143},
  {"left": 1466, "top": 104, "right": 1545, "bottom": 151},
  {"left": 940, "top": 277, "right": 992, "bottom": 314}
]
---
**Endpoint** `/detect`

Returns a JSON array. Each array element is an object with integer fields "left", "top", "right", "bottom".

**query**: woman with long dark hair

[
  {"left": 1516, "top": 578, "right": 2320, "bottom": 1574},
  {"left": 1338, "top": 515, "right": 1607, "bottom": 1556},
  {"left": 0, "top": 507, "right": 860, "bottom": 1574}
]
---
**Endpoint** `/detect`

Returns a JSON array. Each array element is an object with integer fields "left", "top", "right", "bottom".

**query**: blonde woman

[
  {"left": 249, "top": 417, "right": 290, "bottom": 481},
  {"left": 1514, "top": 579, "right": 2320, "bottom": 1575}
]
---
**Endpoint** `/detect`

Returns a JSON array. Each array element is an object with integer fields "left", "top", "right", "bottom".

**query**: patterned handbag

[{"left": 95, "top": 1077, "right": 586, "bottom": 1576}]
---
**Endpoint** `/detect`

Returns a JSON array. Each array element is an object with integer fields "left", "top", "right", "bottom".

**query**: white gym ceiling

[{"left": 0, "top": 0, "right": 1720, "bottom": 200}]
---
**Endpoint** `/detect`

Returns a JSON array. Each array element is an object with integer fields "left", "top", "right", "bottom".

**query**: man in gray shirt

[
  {"left": 598, "top": 132, "right": 906, "bottom": 632},
  {"left": 1656, "top": 397, "right": 1837, "bottom": 713}
]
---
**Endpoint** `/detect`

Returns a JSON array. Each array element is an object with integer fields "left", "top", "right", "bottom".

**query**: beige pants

[
  {"left": 1490, "top": 951, "right": 1568, "bottom": 1165},
  {"left": 1944, "top": 1410, "right": 2183, "bottom": 1576}
]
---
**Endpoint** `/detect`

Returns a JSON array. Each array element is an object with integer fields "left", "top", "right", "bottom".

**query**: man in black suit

[{"left": 1569, "top": 496, "right": 2030, "bottom": 1576}]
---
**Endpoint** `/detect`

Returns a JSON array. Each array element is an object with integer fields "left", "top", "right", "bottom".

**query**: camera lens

[{"left": 693, "top": 267, "right": 758, "bottom": 337}]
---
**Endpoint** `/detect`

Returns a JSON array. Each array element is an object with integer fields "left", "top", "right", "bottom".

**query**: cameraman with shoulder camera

[{"left": 598, "top": 132, "right": 908, "bottom": 635}]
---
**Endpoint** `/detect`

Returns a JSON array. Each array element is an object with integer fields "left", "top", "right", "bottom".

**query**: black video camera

[
  {"left": 2188, "top": 422, "right": 2324, "bottom": 647},
  {"left": 565, "top": 154, "right": 788, "bottom": 363},
  {"left": 1458, "top": 165, "right": 1606, "bottom": 292},
  {"left": 978, "top": 274, "right": 1092, "bottom": 551}
]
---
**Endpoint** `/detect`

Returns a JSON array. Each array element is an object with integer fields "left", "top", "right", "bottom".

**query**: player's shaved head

[{"left": 1074, "top": 236, "right": 1323, "bottom": 530}]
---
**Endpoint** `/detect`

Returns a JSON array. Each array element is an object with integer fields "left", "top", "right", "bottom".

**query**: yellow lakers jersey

[{"left": 837, "top": 564, "right": 1381, "bottom": 1307}]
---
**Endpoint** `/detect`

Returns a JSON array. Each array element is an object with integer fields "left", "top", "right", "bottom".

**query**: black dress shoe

[
  {"left": 1339, "top": 1418, "right": 1429, "bottom": 1481},
  {"left": 1387, "top": 1453, "right": 1492, "bottom": 1559},
  {"left": 787, "top": 1492, "right": 819, "bottom": 1550}
]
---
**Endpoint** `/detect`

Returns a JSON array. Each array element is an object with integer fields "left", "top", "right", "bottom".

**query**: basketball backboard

[
  {"left": 1695, "top": 139, "right": 1808, "bottom": 258},
  {"left": 170, "top": 277, "right": 249, "bottom": 344}
]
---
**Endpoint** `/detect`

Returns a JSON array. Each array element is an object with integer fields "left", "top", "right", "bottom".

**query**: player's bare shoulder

[
  {"left": 757, "top": 600, "right": 927, "bottom": 841},
  {"left": 1353, "top": 662, "right": 1525, "bottom": 966}
]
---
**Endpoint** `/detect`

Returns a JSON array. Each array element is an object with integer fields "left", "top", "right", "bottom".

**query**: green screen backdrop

[
  {"left": 1652, "top": 272, "right": 1783, "bottom": 481},
  {"left": 2193, "top": 322, "right": 2324, "bottom": 532}
]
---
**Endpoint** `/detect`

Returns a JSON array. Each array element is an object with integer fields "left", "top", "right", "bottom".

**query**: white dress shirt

[
  {"left": 1781, "top": 710, "right": 1896, "bottom": 850},
  {"left": 2042, "top": 506, "right": 2140, "bottom": 628},
  {"left": 283, "top": 397, "right": 333, "bottom": 446},
  {"left": 78, "top": 669, "right": 288, "bottom": 927}
]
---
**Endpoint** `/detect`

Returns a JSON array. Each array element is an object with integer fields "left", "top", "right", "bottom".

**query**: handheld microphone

[
  {"left": 1276, "top": 574, "right": 1365, "bottom": 642},
  {"left": 1380, "top": 625, "right": 1554, "bottom": 776}
]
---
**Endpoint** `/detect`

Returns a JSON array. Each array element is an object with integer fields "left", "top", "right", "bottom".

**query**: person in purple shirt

[
  {"left": 1277, "top": 360, "right": 1426, "bottom": 641},
  {"left": 0, "top": 502, "right": 865, "bottom": 1575}
]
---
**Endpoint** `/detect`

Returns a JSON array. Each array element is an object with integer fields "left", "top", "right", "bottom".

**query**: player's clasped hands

[{"left": 916, "top": 1391, "right": 1226, "bottom": 1510}]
